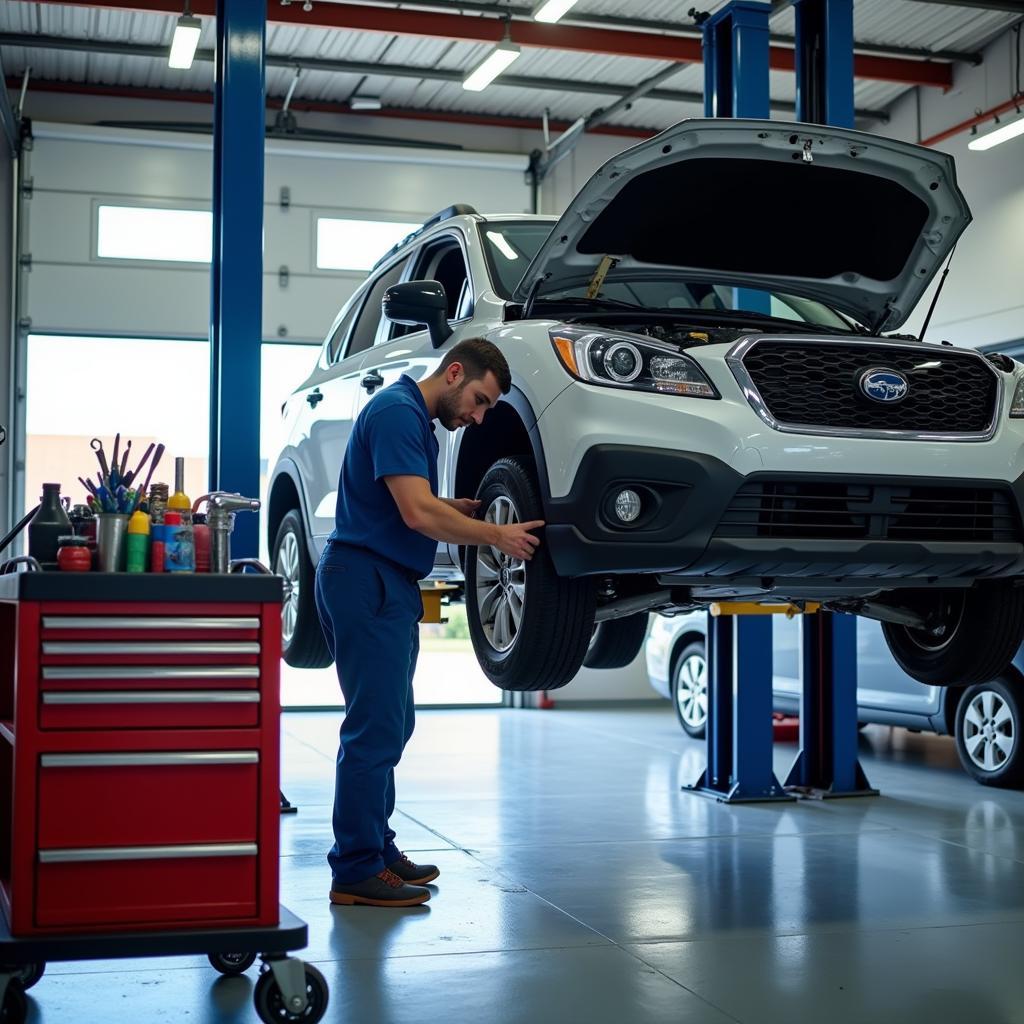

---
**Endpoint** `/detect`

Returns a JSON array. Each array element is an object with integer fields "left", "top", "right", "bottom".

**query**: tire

[
  {"left": 954, "top": 676, "right": 1024, "bottom": 788},
  {"left": 273, "top": 510, "right": 332, "bottom": 669},
  {"left": 466, "top": 457, "right": 595, "bottom": 692},
  {"left": 672, "top": 640, "right": 708, "bottom": 738},
  {"left": 254, "top": 962, "right": 328, "bottom": 1024},
  {"left": 881, "top": 584, "right": 1024, "bottom": 687},
  {"left": 208, "top": 951, "right": 257, "bottom": 975},
  {"left": 0, "top": 981, "right": 26, "bottom": 1024},
  {"left": 583, "top": 614, "right": 649, "bottom": 670}
]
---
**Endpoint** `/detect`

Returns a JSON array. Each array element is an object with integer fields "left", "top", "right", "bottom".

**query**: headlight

[
  {"left": 550, "top": 327, "right": 718, "bottom": 398},
  {"left": 1011, "top": 376, "right": 1024, "bottom": 418}
]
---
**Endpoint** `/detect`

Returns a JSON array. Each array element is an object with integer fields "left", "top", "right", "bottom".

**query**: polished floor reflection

[{"left": 25, "top": 708, "right": 1024, "bottom": 1023}]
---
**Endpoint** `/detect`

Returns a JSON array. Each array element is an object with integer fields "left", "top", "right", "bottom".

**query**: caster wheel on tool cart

[
  {"left": 254, "top": 963, "right": 328, "bottom": 1023},
  {"left": 208, "top": 951, "right": 257, "bottom": 975},
  {"left": 2, "top": 964, "right": 44, "bottom": 993},
  {"left": 0, "top": 980, "right": 27, "bottom": 1024}
]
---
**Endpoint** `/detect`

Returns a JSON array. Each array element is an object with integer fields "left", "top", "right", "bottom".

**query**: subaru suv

[{"left": 268, "top": 118, "right": 1024, "bottom": 694}]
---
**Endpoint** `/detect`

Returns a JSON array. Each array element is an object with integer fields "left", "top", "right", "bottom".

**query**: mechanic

[{"left": 316, "top": 337, "right": 544, "bottom": 907}]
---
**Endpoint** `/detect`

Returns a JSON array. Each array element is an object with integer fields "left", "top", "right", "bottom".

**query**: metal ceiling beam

[
  {"left": 4, "top": 75, "right": 660, "bottom": 139},
  {"left": 343, "top": 0, "right": 984, "bottom": 65},
  {"left": 17, "top": 0, "right": 956, "bottom": 87},
  {"left": 0, "top": 49, "right": 20, "bottom": 156},
  {"left": 0, "top": 33, "right": 892, "bottom": 120}
]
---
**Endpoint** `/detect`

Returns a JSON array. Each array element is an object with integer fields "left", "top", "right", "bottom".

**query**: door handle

[
  {"left": 361, "top": 371, "right": 385, "bottom": 393},
  {"left": 306, "top": 388, "right": 323, "bottom": 408}
]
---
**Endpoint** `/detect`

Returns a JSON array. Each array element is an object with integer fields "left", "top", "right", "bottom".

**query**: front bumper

[{"left": 543, "top": 444, "right": 1024, "bottom": 587}]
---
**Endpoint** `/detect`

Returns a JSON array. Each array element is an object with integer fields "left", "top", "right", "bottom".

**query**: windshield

[{"left": 481, "top": 220, "right": 856, "bottom": 332}]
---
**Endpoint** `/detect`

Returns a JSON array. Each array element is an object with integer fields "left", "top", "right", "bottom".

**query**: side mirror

[{"left": 382, "top": 280, "right": 453, "bottom": 349}]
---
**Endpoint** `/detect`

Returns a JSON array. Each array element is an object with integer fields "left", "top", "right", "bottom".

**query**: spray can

[
  {"left": 164, "top": 511, "right": 195, "bottom": 573},
  {"left": 125, "top": 509, "right": 151, "bottom": 574},
  {"left": 192, "top": 512, "right": 211, "bottom": 573},
  {"left": 149, "top": 483, "right": 169, "bottom": 573}
]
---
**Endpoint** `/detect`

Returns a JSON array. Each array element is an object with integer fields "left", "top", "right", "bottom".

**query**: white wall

[{"left": 879, "top": 28, "right": 1024, "bottom": 347}]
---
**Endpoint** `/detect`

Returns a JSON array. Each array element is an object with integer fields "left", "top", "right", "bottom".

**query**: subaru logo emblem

[{"left": 859, "top": 367, "right": 909, "bottom": 404}]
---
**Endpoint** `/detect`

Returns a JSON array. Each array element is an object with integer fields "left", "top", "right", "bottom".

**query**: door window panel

[{"left": 344, "top": 259, "right": 409, "bottom": 359}]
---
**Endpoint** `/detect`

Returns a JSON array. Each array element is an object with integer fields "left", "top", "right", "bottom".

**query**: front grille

[
  {"left": 715, "top": 480, "right": 1022, "bottom": 543},
  {"left": 737, "top": 340, "right": 998, "bottom": 435}
]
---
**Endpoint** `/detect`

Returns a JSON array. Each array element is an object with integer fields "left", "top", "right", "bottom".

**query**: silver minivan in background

[{"left": 646, "top": 610, "right": 1024, "bottom": 789}]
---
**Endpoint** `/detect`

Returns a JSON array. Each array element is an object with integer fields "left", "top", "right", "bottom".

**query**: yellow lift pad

[
  {"left": 709, "top": 601, "right": 821, "bottom": 618},
  {"left": 420, "top": 582, "right": 459, "bottom": 624}
]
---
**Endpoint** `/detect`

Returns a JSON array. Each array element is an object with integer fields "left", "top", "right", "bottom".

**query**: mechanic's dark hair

[{"left": 434, "top": 338, "right": 512, "bottom": 395}]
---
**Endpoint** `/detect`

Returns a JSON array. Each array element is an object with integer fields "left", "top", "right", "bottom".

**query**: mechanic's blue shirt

[{"left": 330, "top": 374, "right": 440, "bottom": 579}]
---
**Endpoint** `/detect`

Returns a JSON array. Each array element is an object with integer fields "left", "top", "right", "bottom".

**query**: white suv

[{"left": 268, "top": 118, "right": 1024, "bottom": 694}]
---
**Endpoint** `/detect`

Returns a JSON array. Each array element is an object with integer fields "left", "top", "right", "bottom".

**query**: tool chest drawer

[
  {"left": 37, "top": 751, "right": 260, "bottom": 849},
  {"left": 35, "top": 843, "right": 259, "bottom": 930}
]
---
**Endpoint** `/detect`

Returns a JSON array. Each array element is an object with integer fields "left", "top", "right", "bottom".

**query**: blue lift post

[
  {"left": 701, "top": 1, "right": 771, "bottom": 317},
  {"left": 209, "top": 0, "right": 266, "bottom": 559},
  {"left": 783, "top": 0, "right": 875, "bottom": 799}
]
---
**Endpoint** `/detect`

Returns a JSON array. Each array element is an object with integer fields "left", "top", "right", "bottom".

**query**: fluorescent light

[
  {"left": 533, "top": 0, "right": 580, "bottom": 22},
  {"left": 168, "top": 15, "right": 202, "bottom": 70},
  {"left": 350, "top": 96, "right": 382, "bottom": 111},
  {"left": 968, "top": 114, "right": 1024, "bottom": 151},
  {"left": 462, "top": 43, "right": 520, "bottom": 92}
]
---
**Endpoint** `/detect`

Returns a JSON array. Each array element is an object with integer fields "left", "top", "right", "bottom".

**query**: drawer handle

[
  {"left": 41, "top": 751, "right": 259, "bottom": 767},
  {"left": 42, "top": 617, "right": 261, "bottom": 631},
  {"left": 42, "top": 642, "right": 261, "bottom": 656},
  {"left": 42, "top": 691, "right": 261, "bottom": 705},
  {"left": 43, "top": 666, "right": 260, "bottom": 680},
  {"left": 40, "top": 842, "right": 258, "bottom": 864}
]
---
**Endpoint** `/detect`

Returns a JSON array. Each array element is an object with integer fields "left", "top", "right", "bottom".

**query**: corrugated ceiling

[{"left": 0, "top": 1, "right": 1019, "bottom": 135}]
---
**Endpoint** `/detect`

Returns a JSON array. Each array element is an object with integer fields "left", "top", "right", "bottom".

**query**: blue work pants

[{"left": 314, "top": 543, "right": 422, "bottom": 884}]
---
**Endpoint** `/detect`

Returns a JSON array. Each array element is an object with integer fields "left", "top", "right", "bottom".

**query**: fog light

[{"left": 614, "top": 489, "right": 642, "bottom": 523}]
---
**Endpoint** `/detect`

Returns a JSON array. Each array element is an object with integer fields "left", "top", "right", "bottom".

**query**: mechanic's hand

[
  {"left": 450, "top": 497, "right": 482, "bottom": 517},
  {"left": 492, "top": 520, "right": 544, "bottom": 561}
]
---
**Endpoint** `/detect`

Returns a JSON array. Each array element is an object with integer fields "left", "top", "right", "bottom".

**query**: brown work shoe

[
  {"left": 386, "top": 853, "right": 440, "bottom": 886},
  {"left": 329, "top": 868, "right": 430, "bottom": 907}
]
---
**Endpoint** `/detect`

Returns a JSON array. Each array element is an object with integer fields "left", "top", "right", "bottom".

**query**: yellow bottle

[
  {"left": 125, "top": 509, "right": 151, "bottom": 574},
  {"left": 168, "top": 456, "right": 192, "bottom": 526}
]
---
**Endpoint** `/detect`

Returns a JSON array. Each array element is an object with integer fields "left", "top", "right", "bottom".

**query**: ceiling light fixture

[
  {"left": 168, "top": 4, "right": 201, "bottom": 70},
  {"left": 968, "top": 111, "right": 1024, "bottom": 151},
  {"left": 462, "top": 20, "right": 520, "bottom": 92},
  {"left": 350, "top": 96, "right": 383, "bottom": 110},
  {"left": 533, "top": 0, "right": 581, "bottom": 23}
]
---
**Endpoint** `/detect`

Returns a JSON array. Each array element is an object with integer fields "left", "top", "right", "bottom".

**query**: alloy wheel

[
  {"left": 276, "top": 530, "right": 301, "bottom": 646},
  {"left": 962, "top": 688, "right": 1016, "bottom": 773},
  {"left": 675, "top": 652, "right": 708, "bottom": 730},
  {"left": 475, "top": 495, "right": 526, "bottom": 654}
]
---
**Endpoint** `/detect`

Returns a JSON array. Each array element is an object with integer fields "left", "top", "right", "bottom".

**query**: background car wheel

[
  {"left": 954, "top": 676, "right": 1024, "bottom": 788},
  {"left": 672, "top": 640, "right": 708, "bottom": 738},
  {"left": 273, "top": 510, "right": 332, "bottom": 669},
  {"left": 584, "top": 613, "right": 649, "bottom": 670},
  {"left": 882, "top": 584, "right": 1024, "bottom": 686},
  {"left": 466, "top": 457, "right": 595, "bottom": 692}
]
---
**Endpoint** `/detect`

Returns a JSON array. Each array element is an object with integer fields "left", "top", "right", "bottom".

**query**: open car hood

[{"left": 512, "top": 119, "right": 971, "bottom": 332}]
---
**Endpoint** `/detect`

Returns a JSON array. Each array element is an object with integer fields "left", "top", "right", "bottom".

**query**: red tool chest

[{"left": 0, "top": 572, "right": 283, "bottom": 937}]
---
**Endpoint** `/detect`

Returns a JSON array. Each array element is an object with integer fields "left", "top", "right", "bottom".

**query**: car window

[
  {"left": 326, "top": 300, "right": 360, "bottom": 364},
  {"left": 390, "top": 235, "right": 471, "bottom": 342},
  {"left": 344, "top": 258, "right": 409, "bottom": 359}
]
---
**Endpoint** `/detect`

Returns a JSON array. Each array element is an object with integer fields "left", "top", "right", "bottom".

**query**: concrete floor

[{"left": 23, "top": 705, "right": 1024, "bottom": 1023}]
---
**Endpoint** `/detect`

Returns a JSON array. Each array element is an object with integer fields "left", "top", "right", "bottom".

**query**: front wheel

[
  {"left": 955, "top": 676, "right": 1024, "bottom": 788},
  {"left": 584, "top": 614, "right": 649, "bottom": 670},
  {"left": 466, "top": 457, "right": 595, "bottom": 691},
  {"left": 672, "top": 641, "right": 708, "bottom": 738},
  {"left": 273, "top": 510, "right": 332, "bottom": 669},
  {"left": 882, "top": 584, "right": 1024, "bottom": 687}
]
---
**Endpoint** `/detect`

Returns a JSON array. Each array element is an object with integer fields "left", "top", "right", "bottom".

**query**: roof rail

[{"left": 370, "top": 204, "right": 479, "bottom": 273}]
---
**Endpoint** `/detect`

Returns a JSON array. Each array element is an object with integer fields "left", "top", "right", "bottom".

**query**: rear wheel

[
  {"left": 584, "top": 614, "right": 649, "bottom": 669},
  {"left": 274, "top": 510, "right": 332, "bottom": 669},
  {"left": 466, "top": 457, "right": 595, "bottom": 691},
  {"left": 672, "top": 640, "right": 708, "bottom": 738},
  {"left": 954, "top": 676, "right": 1024, "bottom": 788},
  {"left": 881, "top": 584, "right": 1024, "bottom": 687}
]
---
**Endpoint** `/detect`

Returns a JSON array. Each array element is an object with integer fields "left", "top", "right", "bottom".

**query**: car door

[
  {"left": 301, "top": 257, "right": 410, "bottom": 544},
  {"left": 354, "top": 233, "right": 476, "bottom": 568}
]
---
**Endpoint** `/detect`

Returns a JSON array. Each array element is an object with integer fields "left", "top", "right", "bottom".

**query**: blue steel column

[
  {"left": 793, "top": 0, "right": 855, "bottom": 128},
  {"left": 701, "top": 2, "right": 771, "bottom": 315},
  {"left": 209, "top": 0, "right": 266, "bottom": 558}
]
